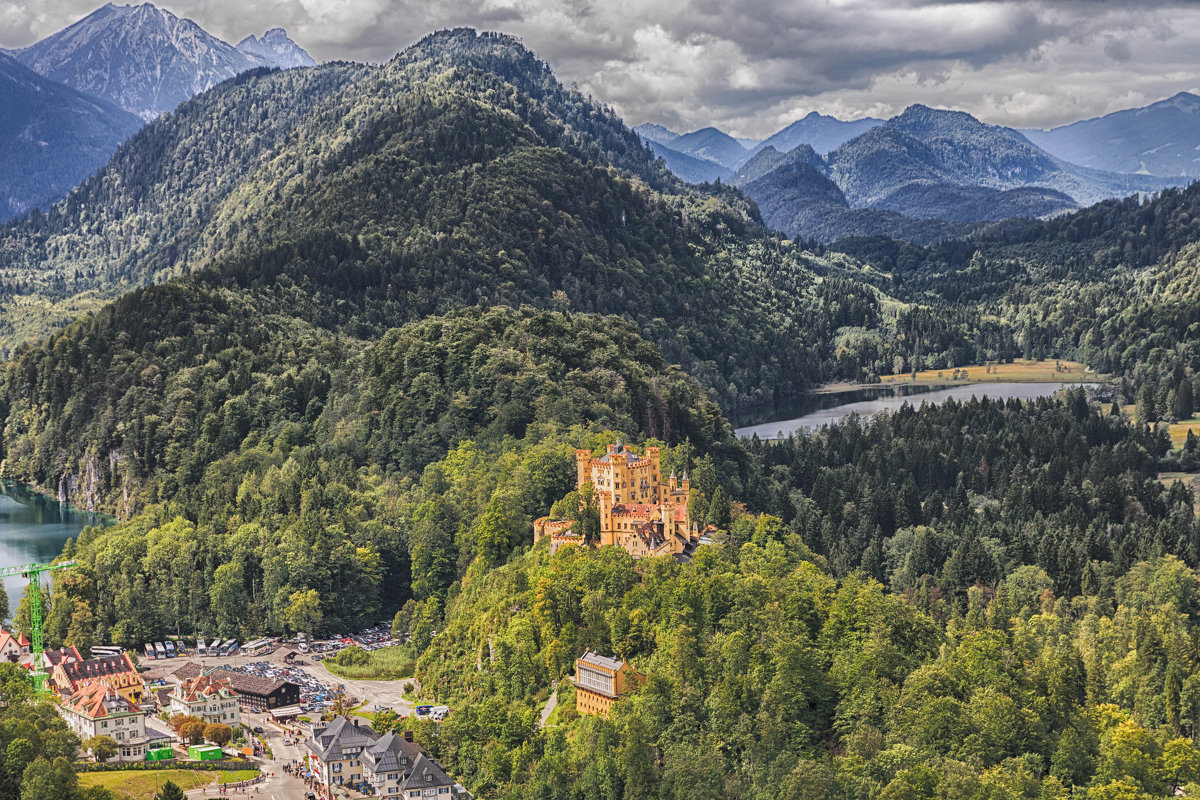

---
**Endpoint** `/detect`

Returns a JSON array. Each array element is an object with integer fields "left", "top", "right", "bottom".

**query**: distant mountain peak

[
  {"left": 13, "top": 2, "right": 314, "bottom": 119},
  {"left": 633, "top": 122, "right": 680, "bottom": 145},
  {"left": 236, "top": 27, "right": 315, "bottom": 68}
]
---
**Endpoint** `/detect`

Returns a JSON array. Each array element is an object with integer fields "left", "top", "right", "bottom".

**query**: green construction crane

[{"left": 0, "top": 560, "right": 77, "bottom": 694}]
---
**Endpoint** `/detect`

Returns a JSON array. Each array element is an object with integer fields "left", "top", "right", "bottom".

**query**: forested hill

[
  {"left": 833, "top": 180, "right": 1200, "bottom": 429},
  {"left": 0, "top": 27, "right": 1008, "bottom": 433}
]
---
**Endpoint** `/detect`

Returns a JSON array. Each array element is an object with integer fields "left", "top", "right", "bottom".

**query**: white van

[{"left": 430, "top": 706, "right": 451, "bottom": 722}]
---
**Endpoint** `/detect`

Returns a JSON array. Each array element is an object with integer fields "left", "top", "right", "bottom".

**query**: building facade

[
  {"left": 171, "top": 662, "right": 299, "bottom": 711},
  {"left": 169, "top": 673, "right": 241, "bottom": 726},
  {"left": 57, "top": 681, "right": 150, "bottom": 762},
  {"left": 0, "top": 628, "right": 30, "bottom": 661},
  {"left": 535, "top": 443, "right": 699, "bottom": 560},
  {"left": 305, "top": 716, "right": 466, "bottom": 799},
  {"left": 573, "top": 650, "right": 642, "bottom": 718},
  {"left": 306, "top": 716, "right": 376, "bottom": 795},
  {"left": 360, "top": 730, "right": 423, "bottom": 796}
]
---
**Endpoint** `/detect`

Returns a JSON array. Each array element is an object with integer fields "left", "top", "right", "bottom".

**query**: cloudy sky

[{"left": 3, "top": 0, "right": 1200, "bottom": 138}]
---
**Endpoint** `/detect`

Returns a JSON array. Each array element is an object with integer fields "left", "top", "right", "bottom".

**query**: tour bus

[
  {"left": 144, "top": 643, "right": 156, "bottom": 660},
  {"left": 164, "top": 641, "right": 176, "bottom": 658},
  {"left": 197, "top": 639, "right": 208, "bottom": 657},
  {"left": 226, "top": 640, "right": 239, "bottom": 656},
  {"left": 154, "top": 642, "right": 167, "bottom": 659},
  {"left": 175, "top": 640, "right": 186, "bottom": 656},
  {"left": 217, "top": 640, "right": 233, "bottom": 656},
  {"left": 209, "top": 639, "right": 221, "bottom": 656},
  {"left": 91, "top": 645, "right": 122, "bottom": 658}
]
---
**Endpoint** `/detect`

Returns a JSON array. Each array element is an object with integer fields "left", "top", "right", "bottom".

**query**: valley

[{"left": 0, "top": 9, "right": 1199, "bottom": 800}]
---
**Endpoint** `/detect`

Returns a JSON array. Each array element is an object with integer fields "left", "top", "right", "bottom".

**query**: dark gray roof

[
  {"left": 362, "top": 731, "right": 421, "bottom": 774},
  {"left": 401, "top": 754, "right": 454, "bottom": 790},
  {"left": 172, "top": 662, "right": 293, "bottom": 697},
  {"left": 306, "top": 716, "right": 378, "bottom": 762}
]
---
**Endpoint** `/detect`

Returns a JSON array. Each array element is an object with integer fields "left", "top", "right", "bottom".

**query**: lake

[
  {"left": 734, "top": 381, "right": 1101, "bottom": 440},
  {"left": 0, "top": 481, "right": 110, "bottom": 615}
]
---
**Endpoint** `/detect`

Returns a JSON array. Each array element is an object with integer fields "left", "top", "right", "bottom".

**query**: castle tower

[{"left": 576, "top": 449, "right": 592, "bottom": 489}]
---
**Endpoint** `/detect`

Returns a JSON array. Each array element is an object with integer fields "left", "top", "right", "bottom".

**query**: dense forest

[{"left": 7, "top": 22, "right": 1200, "bottom": 800}]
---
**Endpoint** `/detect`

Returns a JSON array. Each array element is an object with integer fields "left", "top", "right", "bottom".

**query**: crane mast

[{"left": 0, "top": 560, "right": 78, "bottom": 694}]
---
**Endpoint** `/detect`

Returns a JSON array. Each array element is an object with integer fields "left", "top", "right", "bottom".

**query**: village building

[
  {"left": 42, "top": 645, "right": 83, "bottom": 671},
  {"left": 572, "top": 650, "right": 643, "bottom": 718},
  {"left": 0, "top": 628, "right": 30, "bottom": 661},
  {"left": 57, "top": 681, "right": 150, "bottom": 762},
  {"left": 305, "top": 716, "right": 467, "bottom": 799},
  {"left": 50, "top": 652, "right": 145, "bottom": 707},
  {"left": 360, "top": 730, "right": 423, "bottom": 796},
  {"left": 534, "top": 443, "right": 700, "bottom": 560},
  {"left": 168, "top": 672, "right": 241, "bottom": 726},
  {"left": 400, "top": 754, "right": 458, "bottom": 798},
  {"left": 172, "top": 662, "right": 300, "bottom": 711}
]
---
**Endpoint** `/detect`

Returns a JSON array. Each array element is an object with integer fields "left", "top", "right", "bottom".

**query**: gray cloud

[{"left": 3, "top": 0, "right": 1200, "bottom": 136}]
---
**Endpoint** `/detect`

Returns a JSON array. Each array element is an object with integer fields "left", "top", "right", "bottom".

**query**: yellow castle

[{"left": 535, "top": 443, "right": 699, "bottom": 560}]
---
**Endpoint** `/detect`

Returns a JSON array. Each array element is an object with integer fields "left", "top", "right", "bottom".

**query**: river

[
  {"left": 0, "top": 481, "right": 110, "bottom": 615},
  {"left": 734, "top": 381, "right": 1101, "bottom": 440}
]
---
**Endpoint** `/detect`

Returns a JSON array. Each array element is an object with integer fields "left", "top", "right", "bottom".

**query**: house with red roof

[
  {"left": 168, "top": 672, "right": 240, "bottom": 726},
  {"left": 0, "top": 627, "right": 31, "bottom": 662},
  {"left": 58, "top": 681, "right": 151, "bottom": 761}
]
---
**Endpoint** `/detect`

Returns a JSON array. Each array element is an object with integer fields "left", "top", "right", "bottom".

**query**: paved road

[
  {"left": 184, "top": 711, "right": 312, "bottom": 800},
  {"left": 538, "top": 686, "right": 558, "bottom": 728}
]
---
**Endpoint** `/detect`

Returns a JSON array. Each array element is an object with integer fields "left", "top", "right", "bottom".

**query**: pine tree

[
  {"left": 1136, "top": 385, "right": 1158, "bottom": 424},
  {"left": 1177, "top": 378, "right": 1194, "bottom": 421},
  {"left": 706, "top": 486, "right": 732, "bottom": 530},
  {"left": 156, "top": 781, "right": 185, "bottom": 800}
]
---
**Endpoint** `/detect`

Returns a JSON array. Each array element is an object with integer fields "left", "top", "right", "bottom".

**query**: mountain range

[
  {"left": 0, "top": 2, "right": 315, "bottom": 222},
  {"left": 1023, "top": 91, "right": 1200, "bottom": 178},
  {"left": 9, "top": 3, "right": 314, "bottom": 120},
  {"left": 0, "top": 52, "right": 142, "bottom": 223},
  {"left": 639, "top": 98, "right": 1188, "bottom": 243},
  {"left": 5, "top": 23, "right": 1200, "bottom": 800}
]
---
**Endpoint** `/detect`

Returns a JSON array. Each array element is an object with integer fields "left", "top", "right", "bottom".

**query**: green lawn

[
  {"left": 322, "top": 645, "right": 416, "bottom": 680},
  {"left": 218, "top": 769, "right": 261, "bottom": 784},
  {"left": 79, "top": 769, "right": 212, "bottom": 800}
]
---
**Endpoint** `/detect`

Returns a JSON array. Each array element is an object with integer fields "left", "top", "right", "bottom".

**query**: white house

[
  {"left": 57, "top": 681, "right": 150, "bottom": 762},
  {"left": 168, "top": 673, "right": 241, "bottom": 726}
]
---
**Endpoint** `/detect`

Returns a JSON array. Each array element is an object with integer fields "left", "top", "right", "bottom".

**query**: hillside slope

[
  {"left": 0, "top": 53, "right": 142, "bottom": 222},
  {"left": 828, "top": 104, "right": 1172, "bottom": 208},
  {"left": 1023, "top": 92, "right": 1200, "bottom": 178},
  {"left": 0, "top": 28, "right": 1000, "bottom": 521}
]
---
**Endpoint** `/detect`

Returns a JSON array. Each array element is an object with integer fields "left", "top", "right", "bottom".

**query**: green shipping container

[
  {"left": 188, "top": 745, "right": 223, "bottom": 761},
  {"left": 145, "top": 747, "right": 174, "bottom": 762}
]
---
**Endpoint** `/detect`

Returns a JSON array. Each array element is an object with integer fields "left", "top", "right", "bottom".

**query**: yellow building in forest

[
  {"left": 573, "top": 650, "right": 643, "bottom": 717},
  {"left": 534, "top": 442, "right": 699, "bottom": 560}
]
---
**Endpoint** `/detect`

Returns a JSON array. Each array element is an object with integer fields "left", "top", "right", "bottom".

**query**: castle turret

[{"left": 576, "top": 449, "right": 592, "bottom": 489}]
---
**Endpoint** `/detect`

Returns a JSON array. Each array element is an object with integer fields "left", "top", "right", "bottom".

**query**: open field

[
  {"left": 322, "top": 645, "right": 416, "bottom": 680},
  {"left": 1168, "top": 417, "right": 1200, "bottom": 447},
  {"left": 881, "top": 358, "right": 1094, "bottom": 385},
  {"left": 78, "top": 769, "right": 211, "bottom": 799},
  {"left": 1114, "top": 406, "right": 1198, "bottom": 448},
  {"left": 218, "top": 769, "right": 260, "bottom": 783}
]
